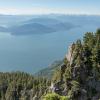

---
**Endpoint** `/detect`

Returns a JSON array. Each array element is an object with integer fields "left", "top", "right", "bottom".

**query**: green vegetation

[
  {"left": 48, "top": 29, "right": 100, "bottom": 100},
  {"left": 43, "top": 93, "right": 70, "bottom": 100},
  {"left": 35, "top": 60, "right": 63, "bottom": 79},
  {"left": 0, "top": 72, "right": 51, "bottom": 100}
]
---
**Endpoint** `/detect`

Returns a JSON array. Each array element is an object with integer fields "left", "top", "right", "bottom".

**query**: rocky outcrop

[
  {"left": 65, "top": 43, "right": 76, "bottom": 65},
  {"left": 66, "top": 45, "right": 73, "bottom": 65}
]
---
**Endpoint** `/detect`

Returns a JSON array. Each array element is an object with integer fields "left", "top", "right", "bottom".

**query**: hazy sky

[{"left": 0, "top": 0, "right": 99, "bottom": 15}]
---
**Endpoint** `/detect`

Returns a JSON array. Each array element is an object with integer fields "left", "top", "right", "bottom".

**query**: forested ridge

[
  {"left": 0, "top": 29, "right": 100, "bottom": 100},
  {"left": 44, "top": 29, "right": 100, "bottom": 100},
  {"left": 0, "top": 72, "right": 51, "bottom": 100}
]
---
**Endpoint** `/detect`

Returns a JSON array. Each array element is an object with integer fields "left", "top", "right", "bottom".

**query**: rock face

[
  {"left": 65, "top": 43, "right": 76, "bottom": 65},
  {"left": 66, "top": 45, "right": 73, "bottom": 65},
  {"left": 32, "top": 95, "right": 38, "bottom": 100},
  {"left": 66, "top": 45, "right": 72, "bottom": 62}
]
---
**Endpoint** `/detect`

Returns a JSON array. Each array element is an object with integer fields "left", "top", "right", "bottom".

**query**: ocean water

[{"left": 0, "top": 25, "right": 99, "bottom": 74}]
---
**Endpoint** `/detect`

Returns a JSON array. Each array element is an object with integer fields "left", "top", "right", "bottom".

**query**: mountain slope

[
  {"left": 45, "top": 29, "right": 100, "bottom": 100},
  {"left": 35, "top": 60, "right": 63, "bottom": 79},
  {"left": 0, "top": 72, "right": 51, "bottom": 100}
]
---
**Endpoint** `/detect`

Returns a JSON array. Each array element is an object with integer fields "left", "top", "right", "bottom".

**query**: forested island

[{"left": 0, "top": 29, "right": 100, "bottom": 100}]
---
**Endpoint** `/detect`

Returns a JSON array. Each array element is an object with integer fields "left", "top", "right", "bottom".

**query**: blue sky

[{"left": 0, "top": 0, "right": 99, "bottom": 15}]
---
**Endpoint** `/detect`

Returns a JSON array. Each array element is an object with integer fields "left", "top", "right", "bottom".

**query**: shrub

[{"left": 43, "top": 93, "right": 70, "bottom": 100}]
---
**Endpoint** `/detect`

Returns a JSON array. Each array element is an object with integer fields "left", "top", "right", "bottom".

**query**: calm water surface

[{"left": 0, "top": 26, "right": 98, "bottom": 73}]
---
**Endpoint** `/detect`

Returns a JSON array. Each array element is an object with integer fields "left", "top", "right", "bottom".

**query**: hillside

[
  {"left": 35, "top": 60, "right": 63, "bottom": 79},
  {"left": 9, "top": 23, "right": 55, "bottom": 35},
  {"left": 44, "top": 29, "right": 100, "bottom": 100},
  {"left": 0, "top": 72, "right": 51, "bottom": 100}
]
